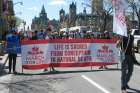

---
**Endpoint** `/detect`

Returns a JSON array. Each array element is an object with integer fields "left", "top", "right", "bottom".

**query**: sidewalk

[
  {"left": 0, "top": 73, "right": 12, "bottom": 93},
  {"left": 0, "top": 54, "right": 8, "bottom": 76},
  {"left": 0, "top": 54, "right": 12, "bottom": 93}
]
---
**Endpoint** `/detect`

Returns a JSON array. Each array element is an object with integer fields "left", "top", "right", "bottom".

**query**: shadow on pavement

[
  {"left": 16, "top": 68, "right": 121, "bottom": 76},
  {"left": 127, "top": 88, "right": 140, "bottom": 93},
  {"left": 0, "top": 63, "right": 8, "bottom": 76},
  {"left": 0, "top": 74, "right": 71, "bottom": 93},
  {"left": 0, "top": 68, "right": 121, "bottom": 93}
]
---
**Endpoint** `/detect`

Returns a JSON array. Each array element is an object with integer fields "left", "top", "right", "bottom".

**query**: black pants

[
  {"left": 121, "top": 55, "right": 134, "bottom": 89},
  {"left": 8, "top": 54, "right": 17, "bottom": 73}
]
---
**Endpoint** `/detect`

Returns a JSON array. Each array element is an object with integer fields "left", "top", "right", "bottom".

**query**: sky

[{"left": 13, "top": 0, "right": 91, "bottom": 29}]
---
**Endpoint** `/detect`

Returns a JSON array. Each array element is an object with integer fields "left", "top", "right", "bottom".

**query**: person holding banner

[
  {"left": 6, "top": 29, "right": 20, "bottom": 74},
  {"left": 99, "top": 31, "right": 110, "bottom": 69},
  {"left": 112, "top": 0, "right": 135, "bottom": 92},
  {"left": 31, "top": 30, "right": 38, "bottom": 40},
  {"left": 44, "top": 28, "right": 56, "bottom": 72},
  {"left": 117, "top": 28, "right": 135, "bottom": 93}
]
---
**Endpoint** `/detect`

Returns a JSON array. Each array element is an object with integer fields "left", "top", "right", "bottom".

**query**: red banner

[{"left": 21, "top": 39, "right": 118, "bottom": 70}]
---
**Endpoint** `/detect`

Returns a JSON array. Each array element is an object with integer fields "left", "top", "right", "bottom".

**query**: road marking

[{"left": 81, "top": 75, "right": 111, "bottom": 93}]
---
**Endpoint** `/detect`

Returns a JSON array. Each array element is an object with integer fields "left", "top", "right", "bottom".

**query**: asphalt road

[{"left": 0, "top": 53, "right": 140, "bottom": 93}]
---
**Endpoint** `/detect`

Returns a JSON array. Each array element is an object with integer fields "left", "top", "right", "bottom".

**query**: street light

[
  {"left": 23, "top": 21, "right": 26, "bottom": 33},
  {"left": 14, "top": 2, "right": 23, "bottom": 6},
  {"left": 8, "top": 0, "right": 23, "bottom": 6}
]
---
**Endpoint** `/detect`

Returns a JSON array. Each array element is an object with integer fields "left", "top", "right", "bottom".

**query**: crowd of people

[
  {"left": 14, "top": 28, "right": 114, "bottom": 41},
  {"left": 4, "top": 27, "right": 114, "bottom": 74},
  {"left": 3, "top": 26, "right": 139, "bottom": 93}
]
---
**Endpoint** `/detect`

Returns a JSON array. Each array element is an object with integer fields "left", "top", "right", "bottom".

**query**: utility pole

[{"left": 23, "top": 21, "right": 26, "bottom": 34}]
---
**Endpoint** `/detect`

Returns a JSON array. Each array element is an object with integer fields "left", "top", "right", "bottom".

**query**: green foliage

[{"left": 15, "top": 17, "right": 23, "bottom": 27}]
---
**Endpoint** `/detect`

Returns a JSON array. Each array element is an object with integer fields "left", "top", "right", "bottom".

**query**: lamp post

[
  {"left": 14, "top": 2, "right": 23, "bottom": 6},
  {"left": 23, "top": 21, "right": 26, "bottom": 35}
]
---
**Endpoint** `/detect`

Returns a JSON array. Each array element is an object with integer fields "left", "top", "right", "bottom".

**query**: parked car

[{"left": 131, "top": 29, "right": 140, "bottom": 53}]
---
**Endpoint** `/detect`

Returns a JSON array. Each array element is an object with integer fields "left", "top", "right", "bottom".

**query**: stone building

[
  {"left": 59, "top": 1, "right": 113, "bottom": 32},
  {"left": 0, "top": 0, "right": 4, "bottom": 40},
  {"left": 31, "top": 5, "right": 49, "bottom": 31},
  {"left": 69, "top": 2, "right": 77, "bottom": 27},
  {"left": 0, "top": 0, "right": 15, "bottom": 40},
  {"left": 92, "top": 0, "right": 103, "bottom": 14},
  {"left": 49, "top": 19, "right": 59, "bottom": 32},
  {"left": 7, "top": 0, "right": 15, "bottom": 30},
  {"left": 59, "top": 2, "right": 102, "bottom": 31}
]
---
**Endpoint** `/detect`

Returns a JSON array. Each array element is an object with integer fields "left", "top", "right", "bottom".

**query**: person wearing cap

[
  {"left": 6, "top": 29, "right": 20, "bottom": 74},
  {"left": 44, "top": 28, "right": 57, "bottom": 72}
]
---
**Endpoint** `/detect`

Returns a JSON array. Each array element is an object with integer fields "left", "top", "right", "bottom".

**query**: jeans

[{"left": 121, "top": 55, "right": 134, "bottom": 89}]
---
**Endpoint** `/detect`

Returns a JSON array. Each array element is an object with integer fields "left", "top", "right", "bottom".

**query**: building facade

[
  {"left": 0, "top": 0, "right": 15, "bottom": 40},
  {"left": 69, "top": 2, "right": 77, "bottom": 27},
  {"left": 31, "top": 5, "right": 49, "bottom": 31},
  {"left": 59, "top": 1, "right": 105, "bottom": 31},
  {"left": 49, "top": 19, "right": 60, "bottom": 32},
  {"left": 7, "top": 0, "right": 15, "bottom": 30},
  {"left": 92, "top": 0, "right": 103, "bottom": 14},
  {"left": 59, "top": 1, "right": 114, "bottom": 32},
  {"left": 59, "top": 2, "right": 77, "bottom": 28},
  {"left": 0, "top": 0, "right": 4, "bottom": 40}
]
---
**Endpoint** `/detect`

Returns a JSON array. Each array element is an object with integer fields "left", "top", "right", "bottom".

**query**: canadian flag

[{"left": 112, "top": 0, "right": 129, "bottom": 36}]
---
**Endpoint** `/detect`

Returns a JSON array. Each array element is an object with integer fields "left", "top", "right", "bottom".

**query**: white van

[
  {"left": 69, "top": 26, "right": 90, "bottom": 38},
  {"left": 131, "top": 29, "right": 140, "bottom": 53}
]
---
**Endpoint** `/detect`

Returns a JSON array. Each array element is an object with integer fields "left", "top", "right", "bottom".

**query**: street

[
  {"left": 0, "top": 53, "right": 140, "bottom": 93},
  {"left": 1, "top": 0, "right": 140, "bottom": 93}
]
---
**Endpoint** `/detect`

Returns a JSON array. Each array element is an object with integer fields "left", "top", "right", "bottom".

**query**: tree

[
  {"left": 15, "top": 17, "right": 23, "bottom": 28},
  {"left": 82, "top": 0, "right": 113, "bottom": 32},
  {"left": 100, "top": 0, "right": 113, "bottom": 32},
  {"left": 128, "top": 0, "right": 140, "bottom": 29}
]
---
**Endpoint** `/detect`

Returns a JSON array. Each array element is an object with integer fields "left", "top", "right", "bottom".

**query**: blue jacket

[{"left": 6, "top": 34, "right": 20, "bottom": 54}]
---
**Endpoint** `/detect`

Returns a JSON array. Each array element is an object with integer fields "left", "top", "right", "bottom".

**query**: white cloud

[
  {"left": 27, "top": 7, "right": 39, "bottom": 12},
  {"left": 48, "top": 0, "right": 66, "bottom": 6}
]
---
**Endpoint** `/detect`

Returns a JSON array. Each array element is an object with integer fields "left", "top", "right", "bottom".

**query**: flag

[{"left": 112, "top": 0, "right": 128, "bottom": 36}]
